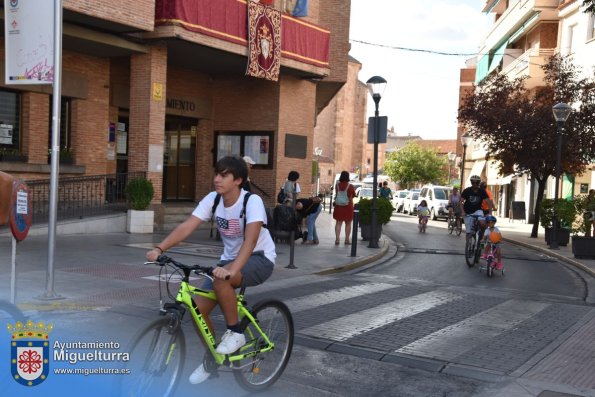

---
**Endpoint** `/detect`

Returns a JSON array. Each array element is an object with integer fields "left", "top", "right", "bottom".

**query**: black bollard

[{"left": 350, "top": 203, "right": 359, "bottom": 257}]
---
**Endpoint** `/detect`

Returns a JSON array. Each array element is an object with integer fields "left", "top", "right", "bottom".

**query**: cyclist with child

[{"left": 460, "top": 175, "right": 494, "bottom": 236}]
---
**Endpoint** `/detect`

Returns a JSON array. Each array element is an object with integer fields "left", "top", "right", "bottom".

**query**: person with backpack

[
  {"left": 146, "top": 155, "right": 275, "bottom": 385},
  {"left": 332, "top": 170, "right": 356, "bottom": 245},
  {"left": 278, "top": 170, "right": 300, "bottom": 205}
]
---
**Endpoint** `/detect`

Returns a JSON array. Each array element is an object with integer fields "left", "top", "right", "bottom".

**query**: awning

[
  {"left": 487, "top": 40, "right": 509, "bottom": 74},
  {"left": 475, "top": 54, "right": 490, "bottom": 84},
  {"left": 466, "top": 160, "right": 486, "bottom": 186},
  {"left": 488, "top": 174, "right": 514, "bottom": 185}
]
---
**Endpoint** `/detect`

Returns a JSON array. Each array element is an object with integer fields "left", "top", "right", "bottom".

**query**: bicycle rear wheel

[
  {"left": 120, "top": 316, "right": 185, "bottom": 397},
  {"left": 456, "top": 219, "right": 462, "bottom": 236},
  {"left": 465, "top": 234, "right": 476, "bottom": 267},
  {"left": 234, "top": 300, "right": 294, "bottom": 392}
]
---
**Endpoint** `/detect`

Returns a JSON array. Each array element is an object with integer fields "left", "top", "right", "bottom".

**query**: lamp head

[
  {"left": 314, "top": 147, "right": 323, "bottom": 156},
  {"left": 447, "top": 152, "right": 456, "bottom": 162},
  {"left": 461, "top": 133, "right": 472, "bottom": 147},
  {"left": 552, "top": 102, "right": 572, "bottom": 123},
  {"left": 366, "top": 76, "right": 387, "bottom": 100}
]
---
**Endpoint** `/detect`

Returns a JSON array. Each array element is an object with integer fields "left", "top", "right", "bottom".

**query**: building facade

[{"left": 0, "top": 0, "right": 351, "bottom": 226}]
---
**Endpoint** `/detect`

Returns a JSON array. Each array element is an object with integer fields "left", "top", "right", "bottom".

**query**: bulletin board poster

[{"left": 4, "top": 0, "right": 54, "bottom": 84}]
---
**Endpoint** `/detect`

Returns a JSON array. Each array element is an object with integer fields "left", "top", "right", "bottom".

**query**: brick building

[{"left": 0, "top": 0, "right": 351, "bottom": 227}]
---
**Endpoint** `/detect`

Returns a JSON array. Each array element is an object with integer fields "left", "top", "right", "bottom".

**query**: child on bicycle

[
  {"left": 418, "top": 199, "right": 430, "bottom": 233},
  {"left": 447, "top": 187, "right": 462, "bottom": 225},
  {"left": 146, "top": 155, "right": 276, "bottom": 385},
  {"left": 481, "top": 215, "right": 503, "bottom": 269}
]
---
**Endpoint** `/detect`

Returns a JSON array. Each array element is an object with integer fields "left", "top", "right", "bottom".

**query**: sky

[{"left": 349, "top": 0, "right": 491, "bottom": 140}]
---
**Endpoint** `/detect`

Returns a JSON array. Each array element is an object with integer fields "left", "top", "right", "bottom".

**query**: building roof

[{"left": 415, "top": 139, "right": 457, "bottom": 155}]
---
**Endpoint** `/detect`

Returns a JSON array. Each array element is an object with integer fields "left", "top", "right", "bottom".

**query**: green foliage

[
  {"left": 573, "top": 194, "right": 595, "bottom": 236},
  {"left": 538, "top": 198, "right": 578, "bottom": 231},
  {"left": 383, "top": 142, "right": 446, "bottom": 188},
  {"left": 357, "top": 197, "right": 394, "bottom": 225},
  {"left": 0, "top": 148, "right": 22, "bottom": 156},
  {"left": 125, "top": 178, "right": 154, "bottom": 210},
  {"left": 583, "top": 0, "right": 595, "bottom": 13}
]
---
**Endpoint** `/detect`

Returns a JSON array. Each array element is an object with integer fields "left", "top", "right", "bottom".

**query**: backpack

[
  {"left": 335, "top": 183, "right": 350, "bottom": 206},
  {"left": 212, "top": 193, "right": 272, "bottom": 237}
]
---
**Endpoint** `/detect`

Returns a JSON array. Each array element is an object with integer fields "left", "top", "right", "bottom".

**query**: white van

[{"left": 418, "top": 184, "right": 452, "bottom": 220}]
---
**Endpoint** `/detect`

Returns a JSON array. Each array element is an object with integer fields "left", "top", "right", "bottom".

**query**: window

[
  {"left": 48, "top": 96, "right": 71, "bottom": 150},
  {"left": 588, "top": 13, "right": 595, "bottom": 41},
  {"left": 0, "top": 90, "right": 21, "bottom": 151},
  {"left": 215, "top": 131, "right": 273, "bottom": 166}
]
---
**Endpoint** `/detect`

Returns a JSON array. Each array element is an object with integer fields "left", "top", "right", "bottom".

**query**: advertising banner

[{"left": 4, "top": 0, "right": 54, "bottom": 84}]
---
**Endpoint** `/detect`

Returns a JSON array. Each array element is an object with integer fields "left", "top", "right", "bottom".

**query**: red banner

[
  {"left": 246, "top": 0, "right": 281, "bottom": 81},
  {"left": 155, "top": 0, "right": 329, "bottom": 69}
]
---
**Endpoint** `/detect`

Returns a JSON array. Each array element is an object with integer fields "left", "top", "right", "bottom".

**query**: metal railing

[{"left": 26, "top": 172, "right": 146, "bottom": 225}]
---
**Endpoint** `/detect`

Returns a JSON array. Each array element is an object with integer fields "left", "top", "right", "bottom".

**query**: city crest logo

[{"left": 8, "top": 320, "right": 53, "bottom": 386}]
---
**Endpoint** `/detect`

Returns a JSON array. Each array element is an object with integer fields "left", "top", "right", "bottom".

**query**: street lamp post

[
  {"left": 314, "top": 147, "right": 322, "bottom": 196},
  {"left": 549, "top": 102, "right": 572, "bottom": 250},
  {"left": 366, "top": 76, "right": 387, "bottom": 249},
  {"left": 460, "top": 133, "right": 472, "bottom": 189},
  {"left": 447, "top": 151, "right": 456, "bottom": 185}
]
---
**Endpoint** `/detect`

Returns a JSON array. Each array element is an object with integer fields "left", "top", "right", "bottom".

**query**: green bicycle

[{"left": 120, "top": 255, "right": 294, "bottom": 396}]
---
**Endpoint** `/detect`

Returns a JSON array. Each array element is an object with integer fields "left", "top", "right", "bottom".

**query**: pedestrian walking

[{"left": 332, "top": 171, "right": 356, "bottom": 245}]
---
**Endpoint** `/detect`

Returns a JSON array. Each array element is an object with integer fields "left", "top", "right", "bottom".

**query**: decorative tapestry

[{"left": 246, "top": 0, "right": 282, "bottom": 81}]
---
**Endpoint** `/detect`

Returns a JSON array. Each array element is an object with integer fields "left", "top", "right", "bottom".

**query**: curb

[
  {"left": 314, "top": 237, "right": 390, "bottom": 275},
  {"left": 503, "top": 237, "right": 595, "bottom": 278}
]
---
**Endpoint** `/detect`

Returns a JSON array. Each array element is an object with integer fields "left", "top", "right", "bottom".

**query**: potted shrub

[
  {"left": 358, "top": 197, "right": 395, "bottom": 243},
  {"left": 125, "top": 177, "right": 155, "bottom": 233},
  {"left": 0, "top": 148, "right": 27, "bottom": 162},
  {"left": 47, "top": 148, "right": 74, "bottom": 164},
  {"left": 539, "top": 198, "right": 576, "bottom": 246},
  {"left": 571, "top": 193, "right": 595, "bottom": 259}
]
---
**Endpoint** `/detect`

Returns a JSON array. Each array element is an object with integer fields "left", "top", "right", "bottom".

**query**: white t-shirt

[{"left": 192, "top": 191, "right": 276, "bottom": 264}]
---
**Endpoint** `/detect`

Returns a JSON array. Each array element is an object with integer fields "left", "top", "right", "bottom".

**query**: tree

[
  {"left": 583, "top": 0, "right": 595, "bottom": 13},
  {"left": 384, "top": 142, "right": 446, "bottom": 188},
  {"left": 459, "top": 54, "right": 595, "bottom": 238}
]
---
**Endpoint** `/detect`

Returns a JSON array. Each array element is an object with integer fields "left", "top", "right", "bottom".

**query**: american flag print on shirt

[{"left": 216, "top": 216, "right": 242, "bottom": 238}]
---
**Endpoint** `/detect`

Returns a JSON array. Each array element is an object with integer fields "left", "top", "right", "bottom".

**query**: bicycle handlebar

[{"left": 145, "top": 255, "right": 231, "bottom": 280}]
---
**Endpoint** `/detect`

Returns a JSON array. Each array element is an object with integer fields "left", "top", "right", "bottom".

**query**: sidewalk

[{"left": 1, "top": 212, "right": 594, "bottom": 397}]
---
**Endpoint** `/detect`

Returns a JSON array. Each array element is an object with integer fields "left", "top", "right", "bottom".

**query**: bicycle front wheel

[
  {"left": 456, "top": 220, "right": 463, "bottom": 236},
  {"left": 120, "top": 317, "right": 186, "bottom": 397},
  {"left": 465, "top": 234, "right": 476, "bottom": 267},
  {"left": 234, "top": 300, "right": 294, "bottom": 392},
  {"left": 448, "top": 217, "right": 454, "bottom": 234}
]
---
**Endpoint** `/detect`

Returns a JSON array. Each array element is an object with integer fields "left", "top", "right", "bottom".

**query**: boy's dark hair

[
  {"left": 215, "top": 156, "right": 248, "bottom": 186},
  {"left": 288, "top": 171, "right": 300, "bottom": 182},
  {"left": 339, "top": 171, "right": 350, "bottom": 182}
]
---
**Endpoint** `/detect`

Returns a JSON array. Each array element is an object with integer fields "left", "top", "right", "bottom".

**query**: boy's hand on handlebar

[
  {"left": 212, "top": 266, "right": 233, "bottom": 281},
  {"left": 146, "top": 248, "right": 161, "bottom": 262}
]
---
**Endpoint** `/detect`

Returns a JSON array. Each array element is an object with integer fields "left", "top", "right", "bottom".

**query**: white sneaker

[
  {"left": 215, "top": 330, "right": 246, "bottom": 355},
  {"left": 188, "top": 364, "right": 210, "bottom": 384}
]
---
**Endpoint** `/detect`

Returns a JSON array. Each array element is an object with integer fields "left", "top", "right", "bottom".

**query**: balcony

[
  {"left": 501, "top": 48, "right": 555, "bottom": 89},
  {"left": 480, "top": 0, "right": 559, "bottom": 53}
]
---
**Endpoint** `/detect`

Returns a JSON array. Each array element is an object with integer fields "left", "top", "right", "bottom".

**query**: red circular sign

[{"left": 9, "top": 180, "right": 32, "bottom": 241}]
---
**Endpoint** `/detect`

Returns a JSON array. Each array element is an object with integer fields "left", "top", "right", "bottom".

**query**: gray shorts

[{"left": 201, "top": 251, "right": 274, "bottom": 289}]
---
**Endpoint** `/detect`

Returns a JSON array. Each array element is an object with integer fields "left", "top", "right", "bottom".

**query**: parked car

[
  {"left": 353, "top": 187, "right": 374, "bottom": 204},
  {"left": 392, "top": 190, "right": 409, "bottom": 212},
  {"left": 418, "top": 184, "right": 452, "bottom": 220},
  {"left": 403, "top": 191, "right": 421, "bottom": 215}
]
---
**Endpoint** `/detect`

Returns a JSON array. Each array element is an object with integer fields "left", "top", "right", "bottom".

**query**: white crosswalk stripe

[
  {"left": 395, "top": 299, "right": 549, "bottom": 360},
  {"left": 284, "top": 283, "right": 398, "bottom": 313},
  {"left": 300, "top": 290, "right": 463, "bottom": 341}
]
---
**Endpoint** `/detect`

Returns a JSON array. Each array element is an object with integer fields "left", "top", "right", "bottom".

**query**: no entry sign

[{"left": 9, "top": 180, "right": 32, "bottom": 241}]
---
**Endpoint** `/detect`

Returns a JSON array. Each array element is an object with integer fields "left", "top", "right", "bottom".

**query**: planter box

[
  {"left": 571, "top": 236, "right": 595, "bottom": 259},
  {"left": 0, "top": 154, "right": 28, "bottom": 162},
  {"left": 360, "top": 223, "right": 382, "bottom": 243},
  {"left": 126, "top": 210, "right": 154, "bottom": 234},
  {"left": 544, "top": 227, "right": 570, "bottom": 247}
]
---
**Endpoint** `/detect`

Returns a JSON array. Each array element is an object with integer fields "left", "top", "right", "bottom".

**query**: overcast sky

[{"left": 349, "top": 0, "right": 490, "bottom": 140}]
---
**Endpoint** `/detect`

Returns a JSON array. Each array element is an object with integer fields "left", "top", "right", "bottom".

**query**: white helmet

[{"left": 470, "top": 175, "right": 481, "bottom": 183}]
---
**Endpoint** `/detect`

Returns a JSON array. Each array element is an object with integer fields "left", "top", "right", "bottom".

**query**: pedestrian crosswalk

[{"left": 251, "top": 274, "right": 593, "bottom": 375}]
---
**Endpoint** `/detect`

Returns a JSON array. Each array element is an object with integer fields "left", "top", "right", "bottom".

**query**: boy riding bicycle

[
  {"left": 146, "top": 156, "right": 276, "bottom": 385},
  {"left": 481, "top": 215, "right": 503, "bottom": 270}
]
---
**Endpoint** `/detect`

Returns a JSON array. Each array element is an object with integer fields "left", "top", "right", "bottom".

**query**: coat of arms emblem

[{"left": 8, "top": 319, "right": 53, "bottom": 386}]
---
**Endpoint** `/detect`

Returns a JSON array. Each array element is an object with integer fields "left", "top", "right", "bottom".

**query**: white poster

[{"left": 4, "top": 0, "right": 54, "bottom": 84}]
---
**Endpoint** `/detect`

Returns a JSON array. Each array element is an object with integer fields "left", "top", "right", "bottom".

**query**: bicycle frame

[{"left": 171, "top": 274, "right": 274, "bottom": 367}]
